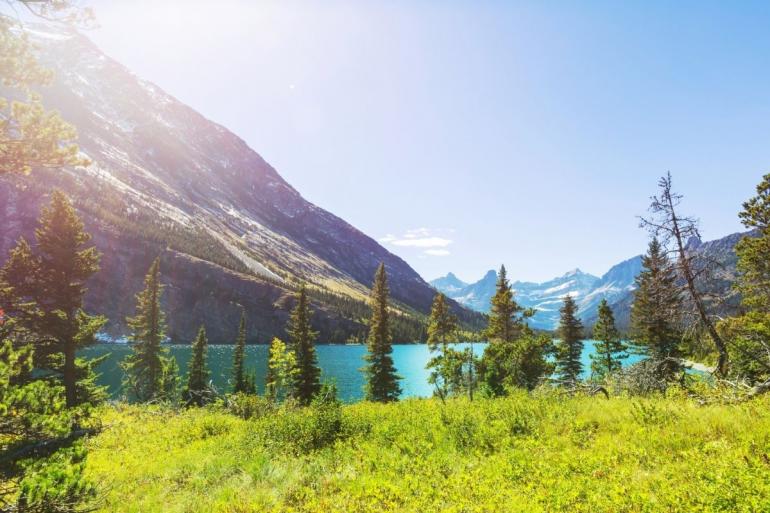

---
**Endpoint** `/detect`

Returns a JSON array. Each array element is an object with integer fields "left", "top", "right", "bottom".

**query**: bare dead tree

[{"left": 639, "top": 172, "right": 729, "bottom": 377}]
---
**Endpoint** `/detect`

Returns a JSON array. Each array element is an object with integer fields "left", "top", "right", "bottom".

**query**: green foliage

[
  {"left": 590, "top": 299, "right": 628, "bottom": 380},
  {"left": 736, "top": 173, "right": 770, "bottom": 311},
  {"left": 479, "top": 331, "right": 554, "bottom": 395},
  {"left": 231, "top": 311, "right": 256, "bottom": 395},
  {"left": 265, "top": 337, "right": 298, "bottom": 402},
  {"left": 479, "top": 266, "right": 552, "bottom": 395},
  {"left": 630, "top": 237, "right": 683, "bottom": 379},
  {"left": 0, "top": 339, "right": 95, "bottom": 512},
  {"left": 0, "top": 191, "right": 106, "bottom": 407},
  {"left": 555, "top": 295, "right": 584, "bottom": 384},
  {"left": 183, "top": 326, "right": 212, "bottom": 407},
  {"left": 226, "top": 393, "right": 275, "bottom": 420},
  {"left": 482, "top": 265, "right": 528, "bottom": 343},
  {"left": 719, "top": 173, "right": 770, "bottom": 384},
  {"left": 425, "top": 293, "right": 464, "bottom": 399},
  {"left": 0, "top": 15, "right": 88, "bottom": 176},
  {"left": 363, "top": 263, "right": 402, "bottom": 402},
  {"left": 256, "top": 399, "right": 344, "bottom": 455},
  {"left": 85, "top": 393, "right": 770, "bottom": 512},
  {"left": 287, "top": 285, "right": 321, "bottom": 405},
  {"left": 121, "top": 258, "right": 178, "bottom": 402}
]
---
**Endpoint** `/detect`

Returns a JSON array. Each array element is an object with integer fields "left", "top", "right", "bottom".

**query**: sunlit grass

[{"left": 86, "top": 393, "right": 770, "bottom": 512}]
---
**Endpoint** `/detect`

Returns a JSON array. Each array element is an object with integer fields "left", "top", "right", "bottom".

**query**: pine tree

[
  {"left": 363, "top": 263, "right": 402, "bottom": 402},
  {"left": 425, "top": 293, "right": 460, "bottom": 399},
  {"left": 0, "top": 337, "right": 96, "bottom": 510},
  {"left": 630, "top": 237, "right": 683, "bottom": 379},
  {"left": 718, "top": 173, "right": 770, "bottom": 386},
  {"left": 736, "top": 173, "right": 770, "bottom": 311},
  {"left": 288, "top": 284, "right": 321, "bottom": 405},
  {"left": 121, "top": 258, "right": 177, "bottom": 402},
  {"left": 555, "top": 295, "right": 584, "bottom": 384},
  {"left": 590, "top": 299, "right": 627, "bottom": 380},
  {"left": 231, "top": 311, "right": 255, "bottom": 394},
  {"left": 0, "top": 191, "right": 106, "bottom": 407},
  {"left": 184, "top": 326, "right": 210, "bottom": 407},
  {"left": 1, "top": 13, "right": 88, "bottom": 176},
  {"left": 483, "top": 265, "right": 526, "bottom": 343},
  {"left": 478, "top": 265, "right": 552, "bottom": 395}
]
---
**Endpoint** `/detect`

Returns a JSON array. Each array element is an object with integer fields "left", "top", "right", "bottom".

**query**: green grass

[{"left": 85, "top": 392, "right": 770, "bottom": 512}]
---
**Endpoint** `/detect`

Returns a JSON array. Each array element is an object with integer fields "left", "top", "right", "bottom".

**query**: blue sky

[{"left": 86, "top": 0, "right": 770, "bottom": 283}]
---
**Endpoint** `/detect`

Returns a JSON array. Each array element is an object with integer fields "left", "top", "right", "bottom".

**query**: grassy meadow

[{"left": 85, "top": 391, "right": 770, "bottom": 513}]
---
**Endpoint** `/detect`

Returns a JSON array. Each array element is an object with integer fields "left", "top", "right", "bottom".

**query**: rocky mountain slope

[
  {"left": 432, "top": 231, "right": 746, "bottom": 331},
  {"left": 0, "top": 24, "right": 484, "bottom": 343}
]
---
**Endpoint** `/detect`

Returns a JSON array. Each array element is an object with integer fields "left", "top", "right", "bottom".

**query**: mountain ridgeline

[
  {"left": 0, "top": 25, "right": 484, "bottom": 344},
  {"left": 432, "top": 231, "right": 749, "bottom": 331}
]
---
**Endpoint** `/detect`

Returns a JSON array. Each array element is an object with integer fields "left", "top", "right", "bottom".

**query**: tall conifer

[
  {"left": 630, "top": 238, "right": 683, "bottom": 378},
  {"left": 590, "top": 299, "right": 627, "bottom": 379},
  {"left": 478, "top": 265, "right": 552, "bottom": 394},
  {"left": 231, "top": 311, "right": 256, "bottom": 394},
  {"left": 555, "top": 295, "right": 584, "bottom": 384},
  {"left": 483, "top": 265, "right": 525, "bottom": 343},
  {"left": 363, "top": 263, "right": 402, "bottom": 402},
  {"left": 719, "top": 173, "right": 770, "bottom": 385},
  {"left": 122, "top": 257, "right": 177, "bottom": 402},
  {"left": 288, "top": 284, "right": 321, "bottom": 405},
  {"left": 0, "top": 191, "right": 106, "bottom": 407},
  {"left": 184, "top": 326, "right": 210, "bottom": 406}
]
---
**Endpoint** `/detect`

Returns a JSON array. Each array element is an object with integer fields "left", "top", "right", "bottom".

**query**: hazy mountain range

[
  {"left": 432, "top": 231, "right": 747, "bottom": 331},
  {"left": 0, "top": 24, "right": 484, "bottom": 343}
]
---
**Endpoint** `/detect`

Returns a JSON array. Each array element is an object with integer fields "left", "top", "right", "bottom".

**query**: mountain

[
  {"left": 430, "top": 272, "right": 468, "bottom": 296},
  {"left": 441, "top": 270, "right": 498, "bottom": 313},
  {"left": 0, "top": 25, "right": 484, "bottom": 343},
  {"left": 432, "top": 268, "right": 607, "bottom": 330},
  {"left": 432, "top": 231, "right": 748, "bottom": 331}
]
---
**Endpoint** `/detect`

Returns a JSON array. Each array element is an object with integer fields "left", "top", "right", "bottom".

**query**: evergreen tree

[
  {"left": 121, "top": 258, "right": 177, "bottom": 402},
  {"left": 183, "top": 326, "right": 210, "bottom": 407},
  {"left": 554, "top": 295, "right": 584, "bottom": 384},
  {"left": 0, "top": 336, "right": 96, "bottom": 511},
  {"left": 265, "top": 337, "right": 297, "bottom": 402},
  {"left": 736, "top": 173, "right": 770, "bottom": 312},
  {"left": 483, "top": 265, "right": 526, "bottom": 343},
  {"left": 590, "top": 299, "right": 627, "bottom": 379},
  {"left": 0, "top": 191, "right": 106, "bottom": 407},
  {"left": 719, "top": 173, "right": 770, "bottom": 385},
  {"left": 231, "top": 311, "right": 256, "bottom": 394},
  {"left": 478, "top": 266, "right": 552, "bottom": 394},
  {"left": 363, "top": 263, "right": 402, "bottom": 402},
  {"left": 630, "top": 237, "right": 683, "bottom": 379},
  {"left": 425, "top": 293, "right": 461, "bottom": 399},
  {"left": 288, "top": 284, "right": 321, "bottom": 405},
  {"left": 1, "top": 12, "right": 89, "bottom": 176}
]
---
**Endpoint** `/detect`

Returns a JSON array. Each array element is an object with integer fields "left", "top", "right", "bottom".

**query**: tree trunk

[{"left": 668, "top": 202, "right": 729, "bottom": 377}]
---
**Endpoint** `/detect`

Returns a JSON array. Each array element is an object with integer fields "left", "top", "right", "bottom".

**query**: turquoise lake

[{"left": 82, "top": 340, "right": 643, "bottom": 402}]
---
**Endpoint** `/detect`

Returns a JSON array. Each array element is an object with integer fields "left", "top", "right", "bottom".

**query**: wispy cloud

[
  {"left": 393, "top": 237, "right": 452, "bottom": 248},
  {"left": 379, "top": 228, "right": 454, "bottom": 256}
]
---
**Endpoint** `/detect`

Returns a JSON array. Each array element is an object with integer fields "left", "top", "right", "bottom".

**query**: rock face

[
  {"left": 0, "top": 25, "right": 483, "bottom": 344},
  {"left": 432, "top": 231, "right": 749, "bottom": 331}
]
